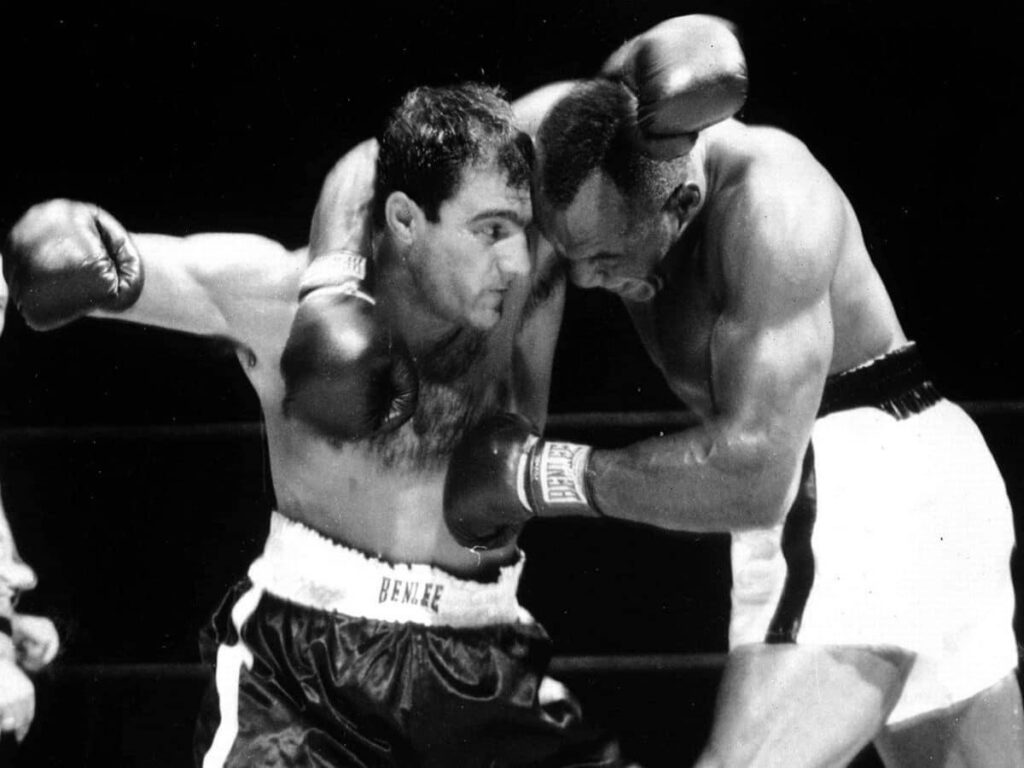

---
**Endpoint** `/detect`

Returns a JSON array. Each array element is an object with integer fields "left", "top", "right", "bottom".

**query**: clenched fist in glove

[
  {"left": 443, "top": 413, "right": 603, "bottom": 550},
  {"left": 3, "top": 199, "right": 144, "bottom": 330},
  {"left": 280, "top": 257, "right": 417, "bottom": 442},
  {"left": 602, "top": 14, "right": 748, "bottom": 159}
]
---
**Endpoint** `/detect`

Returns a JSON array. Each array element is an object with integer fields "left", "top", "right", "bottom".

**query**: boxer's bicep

[
  {"left": 706, "top": 185, "right": 840, "bottom": 519},
  {"left": 710, "top": 296, "right": 832, "bottom": 489}
]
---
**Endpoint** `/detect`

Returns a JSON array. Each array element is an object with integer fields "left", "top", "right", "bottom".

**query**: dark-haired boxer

[
  {"left": 440, "top": 15, "right": 1023, "bottom": 768},
  {"left": 0, "top": 272, "right": 61, "bottom": 745},
  {"left": 3, "top": 85, "right": 630, "bottom": 767}
]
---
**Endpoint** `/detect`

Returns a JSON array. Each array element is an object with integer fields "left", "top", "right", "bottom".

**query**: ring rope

[
  {"left": 48, "top": 653, "right": 729, "bottom": 683},
  {"left": 0, "top": 401, "right": 1020, "bottom": 445}
]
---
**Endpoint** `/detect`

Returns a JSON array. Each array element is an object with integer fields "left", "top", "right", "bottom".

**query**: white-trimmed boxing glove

[
  {"left": 443, "top": 413, "right": 602, "bottom": 550},
  {"left": 280, "top": 250, "right": 417, "bottom": 441}
]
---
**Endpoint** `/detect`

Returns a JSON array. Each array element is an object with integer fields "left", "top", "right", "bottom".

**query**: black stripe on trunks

[
  {"left": 763, "top": 346, "right": 940, "bottom": 644},
  {"left": 764, "top": 443, "right": 817, "bottom": 644}
]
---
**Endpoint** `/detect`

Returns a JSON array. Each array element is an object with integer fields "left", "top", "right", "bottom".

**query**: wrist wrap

[
  {"left": 299, "top": 249, "right": 367, "bottom": 298},
  {"left": 523, "top": 440, "right": 599, "bottom": 516}
]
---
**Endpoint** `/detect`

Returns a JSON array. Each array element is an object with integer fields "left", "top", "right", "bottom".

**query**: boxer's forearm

[
  {"left": 308, "top": 138, "right": 377, "bottom": 259},
  {"left": 587, "top": 425, "right": 802, "bottom": 533},
  {"left": 99, "top": 231, "right": 301, "bottom": 338}
]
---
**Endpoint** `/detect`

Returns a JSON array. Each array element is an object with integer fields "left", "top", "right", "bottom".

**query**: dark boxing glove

[
  {"left": 280, "top": 251, "right": 417, "bottom": 441},
  {"left": 3, "top": 199, "right": 144, "bottom": 330},
  {"left": 602, "top": 14, "right": 748, "bottom": 159},
  {"left": 443, "top": 413, "right": 602, "bottom": 550}
]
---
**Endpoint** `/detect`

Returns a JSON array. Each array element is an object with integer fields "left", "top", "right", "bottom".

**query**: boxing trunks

[
  {"left": 729, "top": 343, "right": 1019, "bottom": 724},
  {"left": 194, "top": 512, "right": 625, "bottom": 767}
]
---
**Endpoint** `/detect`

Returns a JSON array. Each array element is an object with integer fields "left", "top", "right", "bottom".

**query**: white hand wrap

[
  {"left": 524, "top": 440, "right": 597, "bottom": 516},
  {"left": 298, "top": 249, "right": 368, "bottom": 298}
]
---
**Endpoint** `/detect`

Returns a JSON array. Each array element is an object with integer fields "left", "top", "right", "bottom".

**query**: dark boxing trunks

[{"left": 194, "top": 513, "right": 624, "bottom": 768}]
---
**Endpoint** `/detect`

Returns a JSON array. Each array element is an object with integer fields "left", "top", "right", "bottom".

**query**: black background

[{"left": 0, "top": 2, "right": 1022, "bottom": 765}]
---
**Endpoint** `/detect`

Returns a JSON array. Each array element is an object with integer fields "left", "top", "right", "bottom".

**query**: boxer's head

[
  {"left": 375, "top": 84, "right": 534, "bottom": 331},
  {"left": 534, "top": 79, "right": 703, "bottom": 302}
]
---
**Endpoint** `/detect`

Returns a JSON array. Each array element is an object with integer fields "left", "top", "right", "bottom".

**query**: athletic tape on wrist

[
  {"left": 526, "top": 440, "right": 598, "bottom": 516},
  {"left": 298, "top": 250, "right": 367, "bottom": 297},
  {"left": 515, "top": 435, "right": 541, "bottom": 512}
]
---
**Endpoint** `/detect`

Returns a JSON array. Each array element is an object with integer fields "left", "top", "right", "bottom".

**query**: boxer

[
  {"left": 3, "top": 85, "right": 629, "bottom": 767},
  {"left": 440, "top": 15, "right": 1023, "bottom": 768}
]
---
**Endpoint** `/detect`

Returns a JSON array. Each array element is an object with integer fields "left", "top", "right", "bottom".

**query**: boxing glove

[
  {"left": 602, "top": 15, "right": 748, "bottom": 159},
  {"left": 443, "top": 413, "right": 602, "bottom": 550},
  {"left": 280, "top": 262, "right": 417, "bottom": 441},
  {"left": 3, "top": 199, "right": 144, "bottom": 330}
]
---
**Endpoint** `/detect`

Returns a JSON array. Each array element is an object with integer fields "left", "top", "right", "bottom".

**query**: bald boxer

[
  {"left": 0, "top": 270, "right": 60, "bottom": 745},
  {"left": 439, "top": 15, "right": 1023, "bottom": 768},
  {"left": 3, "top": 85, "right": 630, "bottom": 767}
]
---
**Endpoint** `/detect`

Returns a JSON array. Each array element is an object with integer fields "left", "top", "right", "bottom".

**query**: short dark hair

[
  {"left": 373, "top": 83, "right": 534, "bottom": 227},
  {"left": 537, "top": 78, "right": 677, "bottom": 211}
]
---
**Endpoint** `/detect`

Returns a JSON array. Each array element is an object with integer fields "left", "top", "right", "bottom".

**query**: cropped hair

[
  {"left": 537, "top": 78, "right": 678, "bottom": 211},
  {"left": 373, "top": 83, "right": 534, "bottom": 227}
]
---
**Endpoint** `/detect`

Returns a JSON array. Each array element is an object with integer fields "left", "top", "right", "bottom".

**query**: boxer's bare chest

[
  {"left": 626, "top": 240, "right": 722, "bottom": 416},
  {"left": 265, "top": 329, "right": 518, "bottom": 569}
]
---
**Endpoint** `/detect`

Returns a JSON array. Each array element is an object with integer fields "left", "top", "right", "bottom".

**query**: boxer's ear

[
  {"left": 385, "top": 192, "right": 421, "bottom": 245},
  {"left": 665, "top": 182, "right": 701, "bottom": 227}
]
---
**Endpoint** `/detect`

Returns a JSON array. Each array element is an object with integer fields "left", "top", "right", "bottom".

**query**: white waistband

[{"left": 247, "top": 512, "right": 531, "bottom": 628}]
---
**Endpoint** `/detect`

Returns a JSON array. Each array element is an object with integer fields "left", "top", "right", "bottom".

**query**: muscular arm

[
  {"left": 307, "top": 138, "right": 377, "bottom": 263},
  {"left": 512, "top": 243, "right": 566, "bottom": 430},
  {"left": 106, "top": 138, "right": 377, "bottom": 343},
  {"left": 588, "top": 158, "right": 842, "bottom": 532},
  {"left": 110, "top": 231, "right": 303, "bottom": 344}
]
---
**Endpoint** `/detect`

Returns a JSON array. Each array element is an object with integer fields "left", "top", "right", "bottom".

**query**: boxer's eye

[{"left": 476, "top": 222, "right": 509, "bottom": 243}]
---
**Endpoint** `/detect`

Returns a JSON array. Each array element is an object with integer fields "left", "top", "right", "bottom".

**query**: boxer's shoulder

[{"left": 708, "top": 127, "right": 845, "bottom": 273}]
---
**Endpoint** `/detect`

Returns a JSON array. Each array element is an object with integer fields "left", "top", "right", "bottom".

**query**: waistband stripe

[
  {"left": 819, "top": 343, "right": 940, "bottom": 419},
  {"left": 247, "top": 513, "right": 530, "bottom": 628}
]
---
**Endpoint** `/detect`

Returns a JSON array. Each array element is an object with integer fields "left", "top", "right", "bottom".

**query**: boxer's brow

[{"left": 470, "top": 208, "right": 531, "bottom": 227}]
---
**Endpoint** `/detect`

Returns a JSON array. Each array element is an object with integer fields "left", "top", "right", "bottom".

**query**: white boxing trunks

[{"left": 729, "top": 344, "right": 1019, "bottom": 724}]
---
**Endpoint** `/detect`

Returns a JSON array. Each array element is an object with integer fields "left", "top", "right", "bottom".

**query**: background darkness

[{"left": 0, "top": 2, "right": 1021, "bottom": 765}]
